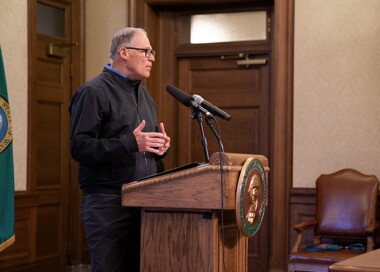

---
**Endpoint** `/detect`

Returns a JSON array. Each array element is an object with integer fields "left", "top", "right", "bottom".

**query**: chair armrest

[
  {"left": 365, "top": 220, "right": 379, "bottom": 234},
  {"left": 291, "top": 219, "right": 319, "bottom": 253},
  {"left": 293, "top": 219, "right": 318, "bottom": 232}
]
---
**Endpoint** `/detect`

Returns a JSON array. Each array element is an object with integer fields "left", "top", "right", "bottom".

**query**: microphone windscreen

[
  {"left": 166, "top": 85, "right": 193, "bottom": 107},
  {"left": 192, "top": 94, "right": 204, "bottom": 105}
]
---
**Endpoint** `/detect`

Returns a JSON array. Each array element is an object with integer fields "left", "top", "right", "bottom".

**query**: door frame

[{"left": 128, "top": 0, "right": 295, "bottom": 270}]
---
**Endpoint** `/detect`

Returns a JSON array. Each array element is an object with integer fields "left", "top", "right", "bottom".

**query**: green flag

[{"left": 0, "top": 46, "right": 15, "bottom": 252}]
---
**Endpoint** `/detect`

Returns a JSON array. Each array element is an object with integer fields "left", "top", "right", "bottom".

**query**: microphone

[
  {"left": 192, "top": 94, "right": 231, "bottom": 121},
  {"left": 166, "top": 84, "right": 193, "bottom": 107},
  {"left": 166, "top": 85, "right": 214, "bottom": 118}
]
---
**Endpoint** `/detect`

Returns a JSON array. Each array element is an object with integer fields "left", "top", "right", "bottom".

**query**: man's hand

[
  {"left": 158, "top": 122, "right": 171, "bottom": 155},
  {"left": 133, "top": 120, "right": 170, "bottom": 155}
]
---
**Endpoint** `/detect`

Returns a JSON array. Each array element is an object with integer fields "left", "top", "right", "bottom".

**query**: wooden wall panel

[
  {"left": 36, "top": 204, "right": 61, "bottom": 257},
  {"left": 0, "top": 193, "right": 38, "bottom": 270},
  {"left": 289, "top": 188, "right": 316, "bottom": 251},
  {"left": 0, "top": 192, "right": 69, "bottom": 272},
  {"left": 36, "top": 102, "right": 62, "bottom": 187},
  {"left": 36, "top": 59, "right": 64, "bottom": 87}
]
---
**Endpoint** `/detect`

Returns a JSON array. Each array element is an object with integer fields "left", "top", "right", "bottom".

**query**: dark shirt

[{"left": 69, "top": 66, "right": 163, "bottom": 195}]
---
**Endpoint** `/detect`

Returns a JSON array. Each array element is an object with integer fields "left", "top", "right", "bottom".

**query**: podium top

[{"left": 122, "top": 152, "right": 269, "bottom": 210}]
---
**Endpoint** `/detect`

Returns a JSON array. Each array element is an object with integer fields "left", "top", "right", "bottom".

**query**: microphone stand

[
  {"left": 191, "top": 109, "right": 210, "bottom": 163},
  {"left": 205, "top": 116, "right": 224, "bottom": 153}
]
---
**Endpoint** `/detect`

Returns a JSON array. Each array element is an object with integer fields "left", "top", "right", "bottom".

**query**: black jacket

[{"left": 69, "top": 67, "right": 164, "bottom": 195}]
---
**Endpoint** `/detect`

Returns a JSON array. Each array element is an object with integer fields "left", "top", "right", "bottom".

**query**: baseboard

[{"left": 67, "top": 264, "right": 91, "bottom": 272}]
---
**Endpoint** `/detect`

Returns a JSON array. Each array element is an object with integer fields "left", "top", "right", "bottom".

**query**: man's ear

[{"left": 119, "top": 47, "right": 128, "bottom": 60}]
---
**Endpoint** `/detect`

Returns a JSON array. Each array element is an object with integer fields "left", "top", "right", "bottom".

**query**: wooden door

[
  {"left": 177, "top": 56, "right": 270, "bottom": 164},
  {"left": 29, "top": 0, "right": 80, "bottom": 270},
  {"left": 177, "top": 54, "right": 270, "bottom": 271}
]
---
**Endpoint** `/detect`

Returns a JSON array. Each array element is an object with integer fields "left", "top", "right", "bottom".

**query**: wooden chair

[{"left": 288, "top": 169, "right": 379, "bottom": 272}]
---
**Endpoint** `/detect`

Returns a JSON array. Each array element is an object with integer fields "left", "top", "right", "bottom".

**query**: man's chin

[{"left": 144, "top": 72, "right": 151, "bottom": 78}]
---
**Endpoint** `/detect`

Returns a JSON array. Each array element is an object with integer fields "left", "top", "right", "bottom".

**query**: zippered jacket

[{"left": 69, "top": 67, "right": 165, "bottom": 195}]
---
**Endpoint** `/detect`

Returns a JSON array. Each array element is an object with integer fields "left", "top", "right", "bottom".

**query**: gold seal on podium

[{"left": 236, "top": 157, "right": 266, "bottom": 237}]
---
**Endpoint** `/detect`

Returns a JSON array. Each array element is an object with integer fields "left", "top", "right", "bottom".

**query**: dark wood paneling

[
  {"left": 0, "top": 193, "right": 38, "bottom": 270},
  {"left": 268, "top": 0, "right": 294, "bottom": 270},
  {"left": 36, "top": 204, "right": 61, "bottom": 257},
  {"left": 36, "top": 101, "right": 62, "bottom": 187},
  {"left": 289, "top": 188, "right": 317, "bottom": 251},
  {"left": 0, "top": 192, "right": 73, "bottom": 272},
  {"left": 30, "top": 0, "right": 72, "bottom": 270}
]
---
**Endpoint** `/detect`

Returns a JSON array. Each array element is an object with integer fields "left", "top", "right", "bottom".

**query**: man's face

[{"left": 123, "top": 32, "right": 155, "bottom": 80}]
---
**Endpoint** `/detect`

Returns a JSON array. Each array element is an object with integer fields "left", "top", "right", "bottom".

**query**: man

[{"left": 69, "top": 27, "right": 170, "bottom": 272}]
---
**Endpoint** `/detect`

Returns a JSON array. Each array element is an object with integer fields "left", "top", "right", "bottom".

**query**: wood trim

[
  {"left": 289, "top": 189, "right": 317, "bottom": 259},
  {"left": 0, "top": 192, "right": 39, "bottom": 270},
  {"left": 269, "top": 0, "right": 294, "bottom": 270},
  {"left": 27, "top": 0, "right": 37, "bottom": 192},
  {"left": 174, "top": 41, "right": 271, "bottom": 57},
  {"left": 67, "top": 0, "right": 88, "bottom": 266}
]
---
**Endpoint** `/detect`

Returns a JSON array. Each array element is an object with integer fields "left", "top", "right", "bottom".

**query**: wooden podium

[{"left": 122, "top": 152, "right": 269, "bottom": 272}]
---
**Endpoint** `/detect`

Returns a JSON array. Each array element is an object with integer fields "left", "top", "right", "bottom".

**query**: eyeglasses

[{"left": 122, "top": 47, "right": 156, "bottom": 58}]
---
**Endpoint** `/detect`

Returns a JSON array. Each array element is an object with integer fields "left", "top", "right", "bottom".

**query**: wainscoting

[
  {"left": 2, "top": 187, "right": 379, "bottom": 271},
  {"left": 0, "top": 191, "right": 88, "bottom": 272},
  {"left": 289, "top": 188, "right": 317, "bottom": 250}
]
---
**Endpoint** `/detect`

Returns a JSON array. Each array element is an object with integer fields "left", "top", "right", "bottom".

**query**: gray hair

[{"left": 109, "top": 27, "right": 147, "bottom": 60}]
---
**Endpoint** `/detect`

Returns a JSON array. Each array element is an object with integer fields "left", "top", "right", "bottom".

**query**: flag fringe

[{"left": 0, "top": 234, "right": 15, "bottom": 252}]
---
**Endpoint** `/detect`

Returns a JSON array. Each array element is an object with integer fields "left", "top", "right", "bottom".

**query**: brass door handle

[{"left": 46, "top": 42, "right": 78, "bottom": 57}]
